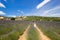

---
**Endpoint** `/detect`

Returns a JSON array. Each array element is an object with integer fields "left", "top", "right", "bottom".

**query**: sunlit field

[{"left": 0, "top": 16, "right": 60, "bottom": 40}]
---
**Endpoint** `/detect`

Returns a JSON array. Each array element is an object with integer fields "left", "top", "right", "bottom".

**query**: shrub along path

[
  {"left": 18, "top": 25, "right": 30, "bottom": 40},
  {"left": 18, "top": 22, "right": 51, "bottom": 40}
]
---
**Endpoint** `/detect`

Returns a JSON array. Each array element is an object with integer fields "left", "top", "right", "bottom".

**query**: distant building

[
  {"left": 0, "top": 16, "right": 4, "bottom": 20},
  {"left": 15, "top": 16, "right": 22, "bottom": 20},
  {"left": 23, "top": 16, "right": 27, "bottom": 19},
  {"left": 15, "top": 16, "right": 27, "bottom": 20}
]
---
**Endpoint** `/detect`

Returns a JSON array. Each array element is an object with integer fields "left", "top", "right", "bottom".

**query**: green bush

[{"left": 11, "top": 18, "right": 15, "bottom": 20}]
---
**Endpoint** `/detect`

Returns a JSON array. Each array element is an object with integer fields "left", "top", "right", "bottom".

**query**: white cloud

[
  {"left": 45, "top": 13, "right": 60, "bottom": 17},
  {"left": 42, "top": 6, "right": 60, "bottom": 16},
  {"left": 51, "top": 14, "right": 60, "bottom": 17},
  {"left": 0, "top": 11, "right": 5, "bottom": 15},
  {"left": 7, "top": 15, "right": 16, "bottom": 17},
  {"left": 36, "top": 0, "right": 51, "bottom": 9},
  {"left": 17, "top": 10, "right": 24, "bottom": 14},
  {"left": 0, "top": 2, "right": 6, "bottom": 8},
  {"left": 4, "top": 0, "right": 7, "bottom": 2},
  {"left": 24, "top": 13, "right": 38, "bottom": 16}
]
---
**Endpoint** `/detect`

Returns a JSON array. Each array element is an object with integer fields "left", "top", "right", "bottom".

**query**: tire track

[
  {"left": 18, "top": 25, "right": 30, "bottom": 40},
  {"left": 34, "top": 23, "right": 51, "bottom": 40}
]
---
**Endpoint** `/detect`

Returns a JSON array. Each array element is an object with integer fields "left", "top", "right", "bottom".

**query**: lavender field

[
  {"left": 36, "top": 21, "right": 60, "bottom": 40},
  {"left": 0, "top": 20, "right": 60, "bottom": 40},
  {"left": 0, "top": 20, "right": 30, "bottom": 40}
]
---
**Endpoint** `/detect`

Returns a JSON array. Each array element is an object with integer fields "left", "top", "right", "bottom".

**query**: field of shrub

[
  {"left": 24, "top": 16, "right": 60, "bottom": 22},
  {"left": 36, "top": 21, "right": 60, "bottom": 40},
  {"left": 0, "top": 20, "right": 30, "bottom": 40},
  {"left": 0, "top": 16, "right": 60, "bottom": 40}
]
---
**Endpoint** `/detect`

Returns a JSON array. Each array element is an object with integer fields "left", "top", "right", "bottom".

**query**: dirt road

[
  {"left": 18, "top": 25, "right": 30, "bottom": 40},
  {"left": 34, "top": 23, "right": 51, "bottom": 40},
  {"left": 18, "top": 23, "right": 51, "bottom": 40}
]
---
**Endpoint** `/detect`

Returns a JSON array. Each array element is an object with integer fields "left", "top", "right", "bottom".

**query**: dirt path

[
  {"left": 34, "top": 23, "right": 51, "bottom": 40},
  {"left": 18, "top": 25, "right": 30, "bottom": 40}
]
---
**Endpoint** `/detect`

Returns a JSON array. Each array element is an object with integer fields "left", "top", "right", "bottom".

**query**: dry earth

[{"left": 18, "top": 25, "right": 30, "bottom": 40}]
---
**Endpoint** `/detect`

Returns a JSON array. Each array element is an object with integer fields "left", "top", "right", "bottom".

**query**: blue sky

[{"left": 0, "top": 0, "right": 60, "bottom": 17}]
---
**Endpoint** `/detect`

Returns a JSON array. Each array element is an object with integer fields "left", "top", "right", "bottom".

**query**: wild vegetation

[{"left": 24, "top": 16, "right": 60, "bottom": 22}]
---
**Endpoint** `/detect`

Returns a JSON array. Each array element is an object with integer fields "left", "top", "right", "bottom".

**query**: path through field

[
  {"left": 18, "top": 25, "right": 30, "bottom": 40},
  {"left": 18, "top": 22, "right": 51, "bottom": 40},
  {"left": 34, "top": 23, "right": 51, "bottom": 40}
]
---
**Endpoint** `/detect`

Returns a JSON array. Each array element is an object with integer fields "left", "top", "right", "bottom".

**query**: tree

[{"left": 11, "top": 18, "right": 15, "bottom": 20}]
